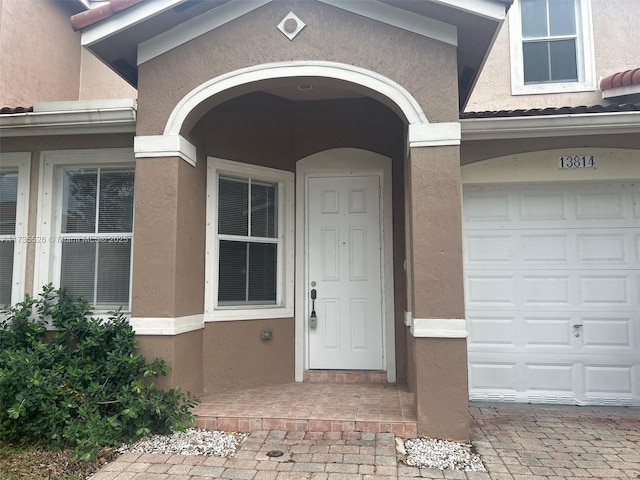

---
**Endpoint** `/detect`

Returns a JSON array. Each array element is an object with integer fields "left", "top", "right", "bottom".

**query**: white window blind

[
  {"left": 217, "top": 175, "right": 278, "bottom": 306},
  {"left": 59, "top": 167, "right": 134, "bottom": 310},
  {"left": 0, "top": 171, "right": 18, "bottom": 305}
]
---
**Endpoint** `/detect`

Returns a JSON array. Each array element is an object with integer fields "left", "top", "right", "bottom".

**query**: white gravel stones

[
  {"left": 401, "top": 437, "right": 486, "bottom": 471},
  {"left": 117, "top": 428, "right": 248, "bottom": 457}
]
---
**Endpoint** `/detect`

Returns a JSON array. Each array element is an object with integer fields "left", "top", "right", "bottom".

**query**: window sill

[
  {"left": 205, "top": 307, "right": 294, "bottom": 322},
  {"left": 511, "top": 81, "right": 596, "bottom": 96}
]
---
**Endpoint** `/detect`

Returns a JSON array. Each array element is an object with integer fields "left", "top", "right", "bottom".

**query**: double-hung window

[
  {"left": 206, "top": 158, "right": 294, "bottom": 320},
  {"left": 35, "top": 149, "right": 134, "bottom": 312},
  {"left": 509, "top": 0, "right": 595, "bottom": 94},
  {"left": 0, "top": 153, "right": 30, "bottom": 306}
]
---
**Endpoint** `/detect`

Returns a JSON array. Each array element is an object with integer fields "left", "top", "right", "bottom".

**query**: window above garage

[{"left": 509, "top": 0, "right": 596, "bottom": 95}]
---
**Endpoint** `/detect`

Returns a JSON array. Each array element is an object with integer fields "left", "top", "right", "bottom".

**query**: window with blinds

[
  {"left": 0, "top": 171, "right": 18, "bottom": 306},
  {"left": 217, "top": 175, "right": 278, "bottom": 306},
  {"left": 59, "top": 167, "right": 134, "bottom": 310}
]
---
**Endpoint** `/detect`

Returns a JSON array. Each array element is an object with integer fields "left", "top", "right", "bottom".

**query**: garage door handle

[{"left": 573, "top": 324, "right": 583, "bottom": 337}]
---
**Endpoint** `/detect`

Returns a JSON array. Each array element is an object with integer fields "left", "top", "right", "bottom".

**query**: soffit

[{"left": 76, "top": 0, "right": 510, "bottom": 110}]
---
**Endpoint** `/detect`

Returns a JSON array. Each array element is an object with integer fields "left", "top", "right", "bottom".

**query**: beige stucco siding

[
  {"left": 136, "top": 0, "right": 459, "bottom": 136},
  {"left": 0, "top": 0, "right": 81, "bottom": 105},
  {"left": 467, "top": 0, "right": 640, "bottom": 111}
]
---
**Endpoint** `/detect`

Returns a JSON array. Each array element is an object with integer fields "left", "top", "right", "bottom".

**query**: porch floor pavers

[
  {"left": 92, "top": 403, "right": 640, "bottom": 479},
  {"left": 193, "top": 382, "right": 417, "bottom": 438}
]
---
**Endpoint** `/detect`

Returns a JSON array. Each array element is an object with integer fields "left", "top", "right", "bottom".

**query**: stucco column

[
  {"left": 407, "top": 144, "right": 469, "bottom": 441},
  {"left": 129, "top": 153, "right": 205, "bottom": 394}
]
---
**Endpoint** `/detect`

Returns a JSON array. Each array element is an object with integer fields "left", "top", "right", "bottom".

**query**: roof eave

[
  {"left": 0, "top": 99, "right": 137, "bottom": 137},
  {"left": 461, "top": 110, "right": 640, "bottom": 141}
]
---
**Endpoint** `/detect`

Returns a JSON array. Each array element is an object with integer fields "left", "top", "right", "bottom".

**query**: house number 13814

[{"left": 559, "top": 155, "right": 595, "bottom": 169}]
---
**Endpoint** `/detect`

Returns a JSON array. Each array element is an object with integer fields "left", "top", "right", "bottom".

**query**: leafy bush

[{"left": 0, "top": 285, "right": 199, "bottom": 460}]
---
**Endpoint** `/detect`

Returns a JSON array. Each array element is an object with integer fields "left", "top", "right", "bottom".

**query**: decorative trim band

[
  {"left": 129, "top": 314, "right": 204, "bottom": 335},
  {"left": 410, "top": 318, "right": 467, "bottom": 338},
  {"left": 138, "top": 0, "right": 271, "bottom": 65},
  {"left": 408, "top": 122, "right": 461, "bottom": 147},
  {"left": 134, "top": 135, "right": 197, "bottom": 166},
  {"left": 318, "top": 0, "right": 457, "bottom": 46},
  {"left": 404, "top": 311, "right": 412, "bottom": 327}
]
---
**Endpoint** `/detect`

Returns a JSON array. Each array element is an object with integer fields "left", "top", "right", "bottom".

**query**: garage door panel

[
  {"left": 579, "top": 275, "right": 632, "bottom": 306},
  {"left": 521, "top": 234, "right": 569, "bottom": 264},
  {"left": 521, "top": 275, "right": 571, "bottom": 306},
  {"left": 584, "top": 365, "right": 635, "bottom": 396},
  {"left": 464, "top": 182, "right": 640, "bottom": 406},
  {"left": 466, "top": 275, "right": 516, "bottom": 306},
  {"left": 467, "top": 315, "right": 517, "bottom": 347},
  {"left": 576, "top": 191, "right": 625, "bottom": 220},
  {"left": 577, "top": 234, "right": 627, "bottom": 263},
  {"left": 582, "top": 316, "right": 636, "bottom": 350},
  {"left": 520, "top": 192, "right": 567, "bottom": 220},
  {"left": 465, "top": 235, "right": 513, "bottom": 263},
  {"left": 522, "top": 317, "right": 574, "bottom": 348}
]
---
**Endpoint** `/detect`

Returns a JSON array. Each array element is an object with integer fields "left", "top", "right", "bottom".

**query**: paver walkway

[{"left": 91, "top": 404, "right": 640, "bottom": 480}]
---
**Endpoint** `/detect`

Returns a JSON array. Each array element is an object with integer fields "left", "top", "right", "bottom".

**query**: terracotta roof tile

[
  {"left": 71, "top": 0, "right": 145, "bottom": 31},
  {"left": 461, "top": 103, "right": 640, "bottom": 119},
  {"left": 0, "top": 106, "right": 33, "bottom": 114},
  {"left": 600, "top": 68, "right": 640, "bottom": 91}
]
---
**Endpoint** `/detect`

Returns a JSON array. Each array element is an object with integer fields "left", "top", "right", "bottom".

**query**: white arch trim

[{"left": 164, "top": 61, "right": 429, "bottom": 133}]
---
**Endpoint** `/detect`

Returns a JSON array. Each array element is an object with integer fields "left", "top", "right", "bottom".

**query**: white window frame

[
  {"left": 205, "top": 157, "right": 294, "bottom": 321},
  {"left": 34, "top": 149, "right": 135, "bottom": 313},
  {"left": 0, "top": 153, "right": 31, "bottom": 306},
  {"left": 509, "top": 0, "right": 595, "bottom": 95}
]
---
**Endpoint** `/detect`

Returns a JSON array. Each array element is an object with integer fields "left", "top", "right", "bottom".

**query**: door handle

[{"left": 309, "top": 288, "right": 317, "bottom": 329}]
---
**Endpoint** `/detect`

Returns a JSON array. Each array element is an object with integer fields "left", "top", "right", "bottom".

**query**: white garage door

[{"left": 464, "top": 182, "right": 640, "bottom": 406}]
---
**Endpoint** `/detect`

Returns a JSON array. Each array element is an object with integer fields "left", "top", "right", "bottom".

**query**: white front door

[{"left": 307, "top": 175, "right": 384, "bottom": 370}]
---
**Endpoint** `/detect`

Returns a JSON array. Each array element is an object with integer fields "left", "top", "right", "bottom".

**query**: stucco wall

[
  {"left": 466, "top": 0, "right": 640, "bottom": 111},
  {"left": 461, "top": 133, "right": 640, "bottom": 165},
  {"left": 203, "top": 319, "right": 294, "bottom": 392},
  {"left": 79, "top": 49, "right": 137, "bottom": 101},
  {"left": 0, "top": 0, "right": 81, "bottom": 105},
  {"left": 136, "top": 0, "right": 459, "bottom": 136}
]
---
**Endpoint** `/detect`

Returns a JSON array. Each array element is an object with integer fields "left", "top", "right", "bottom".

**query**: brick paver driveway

[
  {"left": 471, "top": 403, "right": 640, "bottom": 479},
  {"left": 92, "top": 403, "right": 640, "bottom": 480}
]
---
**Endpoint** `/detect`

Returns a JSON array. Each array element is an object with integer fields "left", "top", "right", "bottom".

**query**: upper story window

[
  {"left": 205, "top": 158, "right": 294, "bottom": 321},
  {"left": 510, "top": 0, "right": 595, "bottom": 95},
  {"left": 0, "top": 153, "right": 30, "bottom": 307},
  {"left": 35, "top": 149, "right": 134, "bottom": 312}
]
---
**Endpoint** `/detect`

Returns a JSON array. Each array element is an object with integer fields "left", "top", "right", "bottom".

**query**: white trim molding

[
  {"left": 164, "top": 61, "right": 429, "bottom": 136},
  {"left": 404, "top": 311, "right": 413, "bottom": 327},
  {"left": 138, "top": 0, "right": 271, "bottom": 65},
  {"left": 508, "top": 0, "right": 596, "bottom": 96},
  {"left": 33, "top": 148, "right": 135, "bottom": 308},
  {"left": 81, "top": 0, "right": 186, "bottom": 47},
  {"left": 409, "top": 122, "right": 461, "bottom": 147},
  {"left": 134, "top": 135, "right": 197, "bottom": 166},
  {"left": 295, "top": 148, "right": 396, "bottom": 384},
  {"left": 317, "top": 0, "right": 457, "bottom": 46},
  {"left": 411, "top": 318, "right": 468, "bottom": 338},
  {"left": 129, "top": 314, "right": 204, "bottom": 335},
  {"left": 430, "top": 0, "right": 508, "bottom": 21},
  {"left": 205, "top": 158, "right": 295, "bottom": 322},
  {"left": 602, "top": 84, "right": 640, "bottom": 99},
  {"left": 0, "top": 99, "right": 136, "bottom": 137},
  {"left": 0, "top": 152, "right": 31, "bottom": 305},
  {"left": 461, "top": 110, "right": 640, "bottom": 140}
]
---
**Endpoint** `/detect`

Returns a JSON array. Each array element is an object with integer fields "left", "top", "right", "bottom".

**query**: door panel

[{"left": 307, "top": 176, "right": 383, "bottom": 370}]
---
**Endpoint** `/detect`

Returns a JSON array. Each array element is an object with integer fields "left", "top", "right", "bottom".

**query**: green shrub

[{"left": 0, "top": 285, "right": 199, "bottom": 460}]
